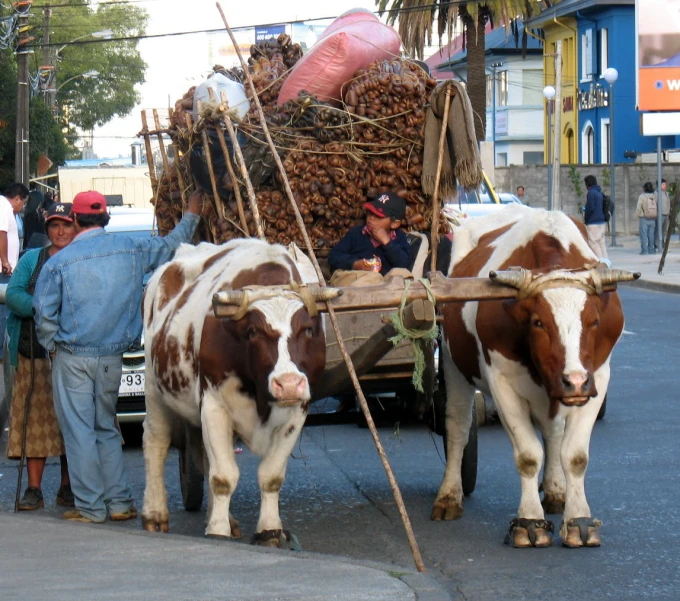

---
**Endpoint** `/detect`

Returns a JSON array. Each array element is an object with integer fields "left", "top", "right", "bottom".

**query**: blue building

[{"left": 536, "top": 0, "right": 678, "bottom": 165}]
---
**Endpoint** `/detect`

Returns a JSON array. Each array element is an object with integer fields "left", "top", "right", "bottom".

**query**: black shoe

[
  {"left": 56, "top": 484, "right": 75, "bottom": 507},
  {"left": 18, "top": 487, "right": 44, "bottom": 511}
]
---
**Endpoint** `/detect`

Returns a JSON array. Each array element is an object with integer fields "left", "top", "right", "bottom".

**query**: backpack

[
  {"left": 643, "top": 195, "right": 657, "bottom": 219},
  {"left": 602, "top": 194, "right": 611, "bottom": 222}
]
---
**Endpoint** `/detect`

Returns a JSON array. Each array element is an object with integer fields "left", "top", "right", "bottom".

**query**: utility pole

[
  {"left": 14, "top": 5, "right": 32, "bottom": 185},
  {"left": 552, "top": 40, "right": 563, "bottom": 212}
]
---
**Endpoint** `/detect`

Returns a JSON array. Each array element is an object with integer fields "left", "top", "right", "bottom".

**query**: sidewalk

[
  {"left": 605, "top": 234, "right": 680, "bottom": 294},
  {"left": 0, "top": 512, "right": 450, "bottom": 601}
]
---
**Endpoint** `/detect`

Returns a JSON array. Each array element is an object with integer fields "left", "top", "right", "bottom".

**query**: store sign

[
  {"left": 578, "top": 84, "right": 609, "bottom": 110},
  {"left": 255, "top": 25, "right": 286, "bottom": 43},
  {"left": 495, "top": 111, "right": 508, "bottom": 135},
  {"left": 637, "top": 0, "right": 680, "bottom": 111}
]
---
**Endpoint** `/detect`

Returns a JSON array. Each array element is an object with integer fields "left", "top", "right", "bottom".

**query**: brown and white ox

[
  {"left": 141, "top": 238, "right": 327, "bottom": 546},
  {"left": 434, "top": 207, "right": 635, "bottom": 548}
]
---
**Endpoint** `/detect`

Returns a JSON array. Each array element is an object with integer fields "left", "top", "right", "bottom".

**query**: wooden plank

[{"left": 315, "top": 298, "right": 436, "bottom": 398}]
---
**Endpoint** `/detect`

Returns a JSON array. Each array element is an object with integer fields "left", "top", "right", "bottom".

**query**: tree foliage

[
  {"left": 377, "top": 1, "right": 557, "bottom": 141},
  {"left": 34, "top": 0, "right": 148, "bottom": 130},
  {"left": 0, "top": 1, "right": 148, "bottom": 184}
]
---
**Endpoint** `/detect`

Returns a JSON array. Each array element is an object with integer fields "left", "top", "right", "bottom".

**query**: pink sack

[{"left": 278, "top": 10, "right": 401, "bottom": 106}]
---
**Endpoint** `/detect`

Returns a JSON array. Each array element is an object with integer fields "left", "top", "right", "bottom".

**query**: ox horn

[
  {"left": 309, "top": 286, "right": 342, "bottom": 301},
  {"left": 592, "top": 268, "right": 641, "bottom": 286},
  {"left": 489, "top": 268, "right": 532, "bottom": 289},
  {"left": 214, "top": 290, "right": 246, "bottom": 306}
]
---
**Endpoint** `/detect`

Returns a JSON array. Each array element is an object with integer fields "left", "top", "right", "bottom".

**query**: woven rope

[{"left": 388, "top": 279, "right": 439, "bottom": 393}]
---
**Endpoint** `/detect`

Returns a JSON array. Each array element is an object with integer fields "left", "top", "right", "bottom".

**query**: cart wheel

[
  {"left": 474, "top": 391, "right": 486, "bottom": 428},
  {"left": 179, "top": 447, "right": 204, "bottom": 511},
  {"left": 597, "top": 394, "right": 607, "bottom": 420}
]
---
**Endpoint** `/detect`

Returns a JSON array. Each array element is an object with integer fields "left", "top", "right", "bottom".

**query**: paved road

[{"left": 1, "top": 286, "right": 678, "bottom": 600}]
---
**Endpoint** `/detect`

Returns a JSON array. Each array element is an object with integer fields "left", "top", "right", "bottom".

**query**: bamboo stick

[
  {"left": 216, "top": 1, "right": 426, "bottom": 573},
  {"left": 196, "top": 100, "right": 226, "bottom": 221},
  {"left": 140, "top": 110, "right": 158, "bottom": 197},
  {"left": 217, "top": 91, "right": 249, "bottom": 234},
  {"left": 153, "top": 108, "right": 171, "bottom": 176},
  {"left": 222, "top": 111, "right": 264, "bottom": 239},
  {"left": 429, "top": 83, "right": 452, "bottom": 274}
]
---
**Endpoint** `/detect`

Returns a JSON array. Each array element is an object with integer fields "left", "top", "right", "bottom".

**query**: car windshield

[{"left": 455, "top": 178, "right": 495, "bottom": 205}]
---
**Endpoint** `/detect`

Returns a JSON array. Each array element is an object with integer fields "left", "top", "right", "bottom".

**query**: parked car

[
  {"left": 106, "top": 207, "right": 156, "bottom": 423},
  {"left": 497, "top": 192, "right": 524, "bottom": 205}
]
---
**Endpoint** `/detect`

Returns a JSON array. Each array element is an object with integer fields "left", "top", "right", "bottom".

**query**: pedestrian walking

[
  {"left": 583, "top": 175, "right": 608, "bottom": 259},
  {"left": 33, "top": 190, "right": 202, "bottom": 523},
  {"left": 0, "top": 183, "right": 29, "bottom": 361},
  {"left": 636, "top": 182, "right": 657, "bottom": 255},
  {"left": 5, "top": 203, "right": 77, "bottom": 510},
  {"left": 516, "top": 186, "right": 525, "bottom": 202},
  {"left": 654, "top": 179, "right": 671, "bottom": 252}
]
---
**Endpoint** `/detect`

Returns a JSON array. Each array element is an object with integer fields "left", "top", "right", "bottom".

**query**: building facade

[{"left": 434, "top": 25, "right": 545, "bottom": 167}]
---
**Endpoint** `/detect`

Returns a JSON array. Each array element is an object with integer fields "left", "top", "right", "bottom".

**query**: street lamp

[
  {"left": 47, "top": 30, "right": 113, "bottom": 110},
  {"left": 55, "top": 70, "right": 99, "bottom": 96},
  {"left": 56, "top": 29, "right": 113, "bottom": 54},
  {"left": 543, "top": 85, "right": 556, "bottom": 210},
  {"left": 603, "top": 67, "right": 619, "bottom": 247}
]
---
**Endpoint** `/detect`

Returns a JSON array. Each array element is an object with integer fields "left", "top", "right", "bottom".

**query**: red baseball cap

[{"left": 71, "top": 191, "right": 107, "bottom": 215}]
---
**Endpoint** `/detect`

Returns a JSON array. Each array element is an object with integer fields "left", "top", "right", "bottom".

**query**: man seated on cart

[{"left": 328, "top": 192, "right": 410, "bottom": 286}]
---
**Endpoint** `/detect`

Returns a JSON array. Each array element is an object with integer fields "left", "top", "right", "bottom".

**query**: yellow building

[{"left": 533, "top": 15, "right": 579, "bottom": 164}]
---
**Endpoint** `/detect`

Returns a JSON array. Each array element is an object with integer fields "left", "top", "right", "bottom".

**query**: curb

[{"left": 626, "top": 278, "right": 680, "bottom": 295}]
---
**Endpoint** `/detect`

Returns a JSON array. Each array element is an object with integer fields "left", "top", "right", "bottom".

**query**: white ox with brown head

[
  {"left": 141, "top": 239, "right": 327, "bottom": 545},
  {"left": 434, "top": 207, "right": 635, "bottom": 548}
]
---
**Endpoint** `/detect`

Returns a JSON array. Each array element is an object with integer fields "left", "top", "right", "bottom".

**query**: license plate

[{"left": 119, "top": 370, "right": 145, "bottom": 397}]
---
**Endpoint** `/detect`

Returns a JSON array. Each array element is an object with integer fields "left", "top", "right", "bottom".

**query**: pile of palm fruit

[{"left": 151, "top": 33, "right": 439, "bottom": 249}]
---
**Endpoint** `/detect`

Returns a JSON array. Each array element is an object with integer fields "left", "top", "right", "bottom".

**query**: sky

[{"left": 93, "top": 0, "right": 415, "bottom": 158}]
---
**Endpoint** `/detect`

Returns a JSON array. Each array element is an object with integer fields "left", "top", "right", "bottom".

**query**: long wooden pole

[
  {"left": 141, "top": 111, "right": 158, "bottom": 197},
  {"left": 429, "top": 83, "right": 452, "bottom": 274},
  {"left": 216, "top": 1, "right": 426, "bottom": 573}
]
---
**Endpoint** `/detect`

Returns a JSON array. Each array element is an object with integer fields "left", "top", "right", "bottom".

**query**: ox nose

[
  {"left": 271, "top": 373, "right": 307, "bottom": 401},
  {"left": 561, "top": 372, "right": 590, "bottom": 394}
]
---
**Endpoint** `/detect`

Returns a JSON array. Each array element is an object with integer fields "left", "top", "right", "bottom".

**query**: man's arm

[
  {"left": 33, "top": 266, "right": 62, "bottom": 353},
  {"left": 142, "top": 190, "right": 202, "bottom": 271},
  {"left": 0, "top": 231, "right": 11, "bottom": 275}
]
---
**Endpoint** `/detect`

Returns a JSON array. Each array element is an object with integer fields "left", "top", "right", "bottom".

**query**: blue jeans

[
  {"left": 51, "top": 350, "right": 134, "bottom": 521},
  {"left": 0, "top": 274, "right": 11, "bottom": 360},
  {"left": 639, "top": 218, "right": 655, "bottom": 254}
]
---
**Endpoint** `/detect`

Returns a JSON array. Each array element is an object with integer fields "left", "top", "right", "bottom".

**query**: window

[
  {"left": 523, "top": 151, "right": 544, "bottom": 165},
  {"left": 497, "top": 152, "right": 508, "bottom": 167},
  {"left": 522, "top": 70, "right": 543, "bottom": 104},
  {"left": 486, "top": 75, "right": 493, "bottom": 108},
  {"left": 582, "top": 123, "right": 595, "bottom": 164},
  {"left": 601, "top": 118, "right": 610, "bottom": 163},
  {"left": 498, "top": 71, "right": 508, "bottom": 106},
  {"left": 581, "top": 29, "right": 594, "bottom": 81},
  {"left": 600, "top": 29, "right": 609, "bottom": 75},
  {"left": 566, "top": 128, "right": 575, "bottom": 164}
]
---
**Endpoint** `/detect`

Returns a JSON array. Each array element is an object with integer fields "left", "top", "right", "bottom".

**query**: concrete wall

[{"left": 494, "top": 163, "right": 680, "bottom": 234}]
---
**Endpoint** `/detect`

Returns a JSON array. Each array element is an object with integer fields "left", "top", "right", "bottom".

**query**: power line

[{"left": 27, "top": 0, "right": 509, "bottom": 50}]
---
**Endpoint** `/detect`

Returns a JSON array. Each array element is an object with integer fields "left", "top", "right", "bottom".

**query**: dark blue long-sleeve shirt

[
  {"left": 328, "top": 225, "right": 411, "bottom": 275},
  {"left": 584, "top": 185, "right": 606, "bottom": 225}
]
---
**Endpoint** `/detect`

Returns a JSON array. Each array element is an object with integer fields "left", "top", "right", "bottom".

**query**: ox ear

[{"left": 503, "top": 298, "right": 530, "bottom": 325}]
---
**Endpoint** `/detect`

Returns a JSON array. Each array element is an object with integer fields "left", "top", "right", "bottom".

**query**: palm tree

[{"left": 378, "top": 1, "right": 558, "bottom": 141}]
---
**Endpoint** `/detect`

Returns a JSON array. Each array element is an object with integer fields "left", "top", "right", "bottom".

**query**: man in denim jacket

[{"left": 33, "top": 190, "right": 202, "bottom": 523}]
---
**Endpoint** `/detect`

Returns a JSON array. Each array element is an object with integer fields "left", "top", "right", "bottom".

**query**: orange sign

[{"left": 637, "top": 0, "right": 680, "bottom": 111}]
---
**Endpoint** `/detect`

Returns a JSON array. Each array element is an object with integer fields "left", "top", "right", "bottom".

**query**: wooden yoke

[{"left": 213, "top": 270, "right": 628, "bottom": 318}]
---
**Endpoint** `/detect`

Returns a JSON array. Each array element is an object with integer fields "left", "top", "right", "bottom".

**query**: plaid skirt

[{"left": 6, "top": 354, "right": 65, "bottom": 459}]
